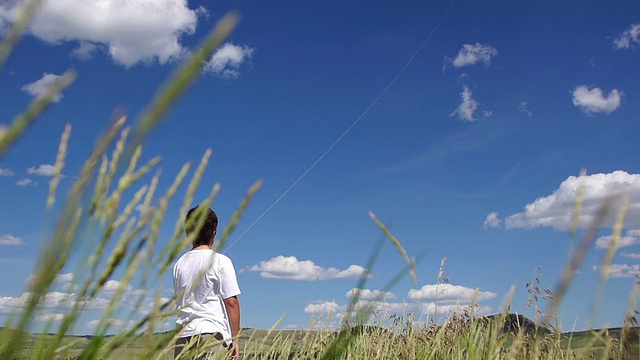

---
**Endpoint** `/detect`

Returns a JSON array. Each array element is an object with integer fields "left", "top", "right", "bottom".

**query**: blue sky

[{"left": 1, "top": 0, "right": 640, "bottom": 334}]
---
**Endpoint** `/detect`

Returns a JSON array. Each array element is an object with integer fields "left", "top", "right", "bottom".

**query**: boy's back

[{"left": 173, "top": 249, "right": 240, "bottom": 341}]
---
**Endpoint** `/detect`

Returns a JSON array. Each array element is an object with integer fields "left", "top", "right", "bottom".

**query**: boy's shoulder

[{"left": 213, "top": 251, "right": 234, "bottom": 265}]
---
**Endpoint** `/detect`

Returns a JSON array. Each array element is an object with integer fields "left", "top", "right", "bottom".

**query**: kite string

[{"left": 224, "top": 0, "right": 456, "bottom": 252}]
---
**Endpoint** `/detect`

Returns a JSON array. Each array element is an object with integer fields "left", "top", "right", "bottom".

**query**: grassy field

[{"left": 7, "top": 318, "right": 640, "bottom": 359}]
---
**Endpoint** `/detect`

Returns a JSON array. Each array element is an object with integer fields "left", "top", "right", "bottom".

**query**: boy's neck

[{"left": 192, "top": 244, "right": 211, "bottom": 251}]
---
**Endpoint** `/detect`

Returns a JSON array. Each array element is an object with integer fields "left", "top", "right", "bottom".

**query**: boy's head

[{"left": 185, "top": 206, "right": 219, "bottom": 247}]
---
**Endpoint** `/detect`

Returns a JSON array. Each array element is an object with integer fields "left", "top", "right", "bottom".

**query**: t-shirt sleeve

[{"left": 219, "top": 256, "right": 241, "bottom": 299}]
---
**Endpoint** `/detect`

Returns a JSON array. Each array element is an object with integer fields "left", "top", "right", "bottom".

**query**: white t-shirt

[{"left": 173, "top": 249, "right": 241, "bottom": 343}]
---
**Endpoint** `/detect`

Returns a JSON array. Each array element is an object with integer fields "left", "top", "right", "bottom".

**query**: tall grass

[{"left": 1, "top": 5, "right": 638, "bottom": 360}]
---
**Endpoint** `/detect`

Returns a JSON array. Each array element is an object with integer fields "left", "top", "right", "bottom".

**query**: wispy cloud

[
  {"left": 21, "top": 74, "right": 64, "bottom": 102},
  {"left": 614, "top": 24, "right": 640, "bottom": 50},
  {"left": 16, "top": 178, "right": 36, "bottom": 187},
  {"left": 447, "top": 43, "right": 498, "bottom": 68},
  {"left": 0, "top": 234, "right": 25, "bottom": 246},
  {"left": 572, "top": 86, "right": 622, "bottom": 115},
  {"left": 0, "top": 167, "right": 14, "bottom": 176},
  {"left": 70, "top": 42, "right": 99, "bottom": 60},
  {"left": 36, "top": 313, "right": 65, "bottom": 322},
  {"left": 381, "top": 125, "right": 504, "bottom": 174},
  {"left": 451, "top": 85, "right": 481, "bottom": 122},
  {"left": 249, "top": 256, "right": 370, "bottom": 281},
  {"left": 483, "top": 212, "right": 502, "bottom": 229},
  {"left": 518, "top": 101, "right": 532, "bottom": 117},
  {"left": 593, "top": 264, "right": 640, "bottom": 278},
  {"left": 204, "top": 43, "right": 255, "bottom": 78},
  {"left": 595, "top": 230, "right": 640, "bottom": 250},
  {"left": 27, "top": 164, "right": 56, "bottom": 177}
]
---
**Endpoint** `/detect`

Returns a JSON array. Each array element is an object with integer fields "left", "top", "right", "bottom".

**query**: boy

[{"left": 173, "top": 206, "right": 241, "bottom": 359}]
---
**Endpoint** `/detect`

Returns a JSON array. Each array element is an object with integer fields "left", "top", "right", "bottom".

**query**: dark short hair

[{"left": 185, "top": 206, "right": 219, "bottom": 247}]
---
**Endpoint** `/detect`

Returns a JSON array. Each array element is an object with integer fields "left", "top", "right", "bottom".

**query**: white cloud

[
  {"left": 614, "top": 24, "right": 640, "bottom": 49},
  {"left": 27, "top": 164, "right": 56, "bottom": 177},
  {"left": 16, "top": 178, "right": 36, "bottom": 187},
  {"left": 451, "top": 43, "right": 498, "bottom": 68},
  {"left": 483, "top": 212, "right": 502, "bottom": 229},
  {"left": 593, "top": 264, "right": 640, "bottom": 278},
  {"left": 304, "top": 301, "right": 343, "bottom": 314},
  {"left": 27, "top": 272, "right": 74, "bottom": 285},
  {"left": 595, "top": 230, "right": 640, "bottom": 250},
  {"left": 36, "top": 313, "right": 65, "bottom": 322},
  {"left": 205, "top": 43, "right": 255, "bottom": 78},
  {"left": 0, "top": 167, "right": 14, "bottom": 176},
  {"left": 21, "top": 74, "right": 64, "bottom": 102},
  {"left": 505, "top": 171, "right": 640, "bottom": 231},
  {"left": 0, "top": 0, "right": 202, "bottom": 67},
  {"left": 0, "top": 234, "right": 25, "bottom": 246},
  {"left": 71, "top": 42, "right": 99, "bottom": 60},
  {"left": 408, "top": 284, "right": 497, "bottom": 303},
  {"left": 451, "top": 85, "right": 480, "bottom": 122},
  {"left": 519, "top": 101, "right": 532, "bottom": 117},
  {"left": 572, "top": 86, "right": 622, "bottom": 115},
  {"left": 345, "top": 288, "right": 396, "bottom": 301},
  {"left": 621, "top": 252, "right": 640, "bottom": 259},
  {"left": 249, "top": 256, "right": 370, "bottom": 281}
]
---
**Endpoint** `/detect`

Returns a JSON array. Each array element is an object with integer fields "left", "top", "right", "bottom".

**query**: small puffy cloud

[
  {"left": 204, "top": 43, "right": 255, "bottom": 78},
  {"left": 0, "top": 0, "right": 202, "bottom": 67},
  {"left": 0, "top": 235, "right": 24, "bottom": 246},
  {"left": 519, "top": 101, "right": 532, "bottom": 117},
  {"left": 0, "top": 167, "right": 14, "bottom": 176},
  {"left": 572, "top": 86, "right": 622, "bottom": 115},
  {"left": 249, "top": 256, "right": 370, "bottom": 281},
  {"left": 407, "top": 284, "right": 497, "bottom": 303},
  {"left": 614, "top": 24, "right": 640, "bottom": 49},
  {"left": 595, "top": 230, "right": 640, "bottom": 250},
  {"left": 451, "top": 86, "right": 480, "bottom": 122},
  {"left": 36, "top": 313, "right": 65, "bottom": 322},
  {"left": 345, "top": 288, "right": 396, "bottom": 301},
  {"left": 621, "top": 253, "right": 640, "bottom": 259},
  {"left": 71, "top": 42, "right": 99, "bottom": 60},
  {"left": 593, "top": 264, "right": 640, "bottom": 278},
  {"left": 505, "top": 171, "right": 640, "bottom": 231},
  {"left": 304, "top": 301, "right": 343, "bottom": 314},
  {"left": 451, "top": 43, "right": 498, "bottom": 68},
  {"left": 16, "top": 178, "right": 36, "bottom": 187},
  {"left": 27, "top": 164, "right": 56, "bottom": 176},
  {"left": 483, "top": 212, "right": 502, "bottom": 229},
  {"left": 21, "top": 74, "right": 64, "bottom": 102}
]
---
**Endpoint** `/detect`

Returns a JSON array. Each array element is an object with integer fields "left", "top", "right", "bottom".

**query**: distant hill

[{"left": 485, "top": 313, "right": 551, "bottom": 336}]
